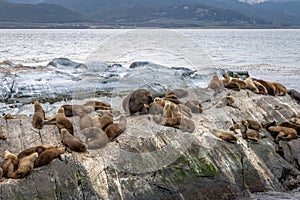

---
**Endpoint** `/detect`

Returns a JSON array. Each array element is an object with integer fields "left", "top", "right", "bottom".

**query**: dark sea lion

[
  {"left": 105, "top": 114, "right": 127, "bottom": 141},
  {"left": 34, "top": 147, "right": 65, "bottom": 168},
  {"left": 253, "top": 81, "right": 268, "bottom": 95},
  {"left": 98, "top": 113, "right": 114, "bottom": 131},
  {"left": 61, "top": 129, "right": 86, "bottom": 152},
  {"left": 32, "top": 100, "right": 45, "bottom": 129},
  {"left": 255, "top": 79, "right": 276, "bottom": 96},
  {"left": 17, "top": 144, "right": 56, "bottom": 160},
  {"left": 271, "top": 82, "right": 287, "bottom": 96},
  {"left": 279, "top": 121, "right": 300, "bottom": 135},
  {"left": 122, "top": 89, "right": 153, "bottom": 116},
  {"left": 288, "top": 89, "right": 300, "bottom": 103},
  {"left": 55, "top": 107, "right": 74, "bottom": 135}
]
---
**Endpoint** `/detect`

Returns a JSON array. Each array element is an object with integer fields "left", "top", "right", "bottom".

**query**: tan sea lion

[
  {"left": 271, "top": 82, "right": 287, "bottom": 96},
  {"left": 244, "top": 77, "right": 259, "bottom": 94},
  {"left": 83, "top": 101, "right": 112, "bottom": 111},
  {"left": 241, "top": 121, "right": 261, "bottom": 143},
  {"left": 32, "top": 100, "right": 45, "bottom": 129},
  {"left": 279, "top": 121, "right": 300, "bottom": 134},
  {"left": 164, "top": 91, "right": 182, "bottom": 105},
  {"left": 222, "top": 74, "right": 241, "bottom": 91},
  {"left": 61, "top": 105, "right": 94, "bottom": 117},
  {"left": 255, "top": 79, "right": 276, "bottom": 96},
  {"left": 216, "top": 95, "right": 237, "bottom": 109},
  {"left": 1, "top": 150, "right": 18, "bottom": 178},
  {"left": 268, "top": 126, "right": 297, "bottom": 141},
  {"left": 223, "top": 74, "right": 246, "bottom": 89},
  {"left": 230, "top": 120, "right": 262, "bottom": 132},
  {"left": 184, "top": 100, "right": 203, "bottom": 114},
  {"left": 55, "top": 107, "right": 74, "bottom": 135},
  {"left": 210, "top": 129, "right": 238, "bottom": 144},
  {"left": 253, "top": 81, "right": 268, "bottom": 95},
  {"left": 0, "top": 130, "right": 7, "bottom": 140},
  {"left": 34, "top": 147, "right": 65, "bottom": 168},
  {"left": 61, "top": 129, "right": 86, "bottom": 152},
  {"left": 2, "top": 113, "right": 17, "bottom": 120},
  {"left": 122, "top": 89, "right": 153, "bottom": 116},
  {"left": 208, "top": 75, "right": 224, "bottom": 93},
  {"left": 291, "top": 118, "right": 300, "bottom": 126},
  {"left": 98, "top": 112, "right": 114, "bottom": 131},
  {"left": 11, "top": 152, "right": 38, "bottom": 179},
  {"left": 17, "top": 144, "right": 56, "bottom": 160},
  {"left": 76, "top": 109, "right": 93, "bottom": 130}
]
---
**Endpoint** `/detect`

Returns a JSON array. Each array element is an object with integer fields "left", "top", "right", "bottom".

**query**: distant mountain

[
  {"left": 44, "top": 0, "right": 300, "bottom": 26},
  {"left": 254, "top": 1, "right": 300, "bottom": 16},
  {"left": 0, "top": 1, "right": 88, "bottom": 23}
]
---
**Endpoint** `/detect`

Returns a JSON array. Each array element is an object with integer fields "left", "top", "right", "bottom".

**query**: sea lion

[
  {"left": 148, "top": 103, "right": 164, "bottom": 115},
  {"left": 279, "top": 121, "right": 300, "bottom": 134},
  {"left": 169, "top": 89, "right": 189, "bottom": 98},
  {"left": 244, "top": 77, "right": 259, "bottom": 94},
  {"left": 230, "top": 120, "right": 262, "bottom": 132},
  {"left": 164, "top": 92, "right": 182, "bottom": 105},
  {"left": 11, "top": 152, "right": 38, "bottom": 179},
  {"left": 163, "top": 101, "right": 177, "bottom": 118},
  {"left": 255, "top": 79, "right": 276, "bottom": 96},
  {"left": 268, "top": 126, "right": 297, "bottom": 141},
  {"left": 184, "top": 100, "right": 203, "bottom": 114},
  {"left": 288, "top": 89, "right": 300, "bottom": 103},
  {"left": 34, "top": 147, "right": 65, "bottom": 168},
  {"left": 2, "top": 113, "right": 17, "bottom": 120},
  {"left": 241, "top": 121, "right": 261, "bottom": 143},
  {"left": 105, "top": 114, "right": 127, "bottom": 141},
  {"left": 216, "top": 95, "right": 237, "bottom": 109},
  {"left": 290, "top": 118, "right": 300, "bottom": 126},
  {"left": 61, "top": 129, "right": 86, "bottom": 152},
  {"left": 1, "top": 150, "right": 18, "bottom": 178},
  {"left": 210, "top": 129, "right": 238, "bottom": 144},
  {"left": 17, "top": 144, "right": 56, "bottom": 160},
  {"left": 271, "top": 82, "right": 287, "bottom": 96},
  {"left": 83, "top": 101, "right": 112, "bottom": 111},
  {"left": 61, "top": 105, "right": 94, "bottom": 117},
  {"left": 55, "top": 107, "right": 74, "bottom": 135},
  {"left": 208, "top": 75, "right": 224, "bottom": 94},
  {"left": 222, "top": 74, "right": 241, "bottom": 91},
  {"left": 122, "top": 89, "right": 153, "bottom": 116},
  {"left": 80, "top": 127, "right": 110, "bottom": 149},
  {"left": 76, "top": 109, "right": 93, "bottom": 130},
  {"left": 98, "top": 112, "right": 114, "bottom": 131},
  {"left": 253, "top": 81, "right": 268, "bottom": 95},
  {"left": 32, "top": 100, "right": 45, "bottom": 129},
  {"left": 0, "top": 130, "right": 7, "bottom": 140}
]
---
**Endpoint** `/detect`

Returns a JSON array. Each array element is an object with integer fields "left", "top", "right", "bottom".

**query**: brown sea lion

[
  {"left": 61, "top": 104, "right": 94, "bottom": 117},
  {"left": 17, "top": 144, "right": 56, "bottom": 160},
  {"left": 75, "top": 109, "right": 93, "bottom": 130},
  {"left": 253, "top": 81, "right": 268, "bottom": 95},
  {"left": 34, "top": 147, "right": 65, "bottom": 168},
  {"left": 255, "top": 79, "right": 276, "bottom": 96},
  {"left": 105, "top": 114, "right": 127, "bottom": 141},
  {"left": 271, "top": 82, "right": 287, "bottom": 96},
  {"left": 210, "top": 129, "right": 238, "bottom": 144},
  {"left": 279, "top": 121, "right": 300, "bottom": 135},
  {"left": 61, "top": 129, "right": 86, "bottom": 152},
  {"left": 80, "top": 127, "right": 110, "bottom": 149},
  {"left": 268, "top": 126, "right": 297, "bottom": 141},
  {"left": 55, "top": 107, "right": 74, "bottom": 135},
  {"left": 164, "top": 92, "right": 182, "bottom": 105},
  {"left": 0, "top": 130, "right": 7, "bottom": 140},
  {"left": 208, "top": 75, "right": 224, "bottom": 94},
  {"left": 122, "top": 89, "right": 153, "bottom": 116},
  {"left": 1, "top": 150, "right": 18, "bottom": 178},
  {"left": 83, "top": 101, "right": 112, "bottom": 111},
  {"left": 241, "top": 121, "right": 261, "bottom": 143},
  {"left": 98, "top": 112, "right": 114, "bottom": 131},
  {"left": 290, "top": 118, "right": 300, "bottom": 126},
  {"left": 2, "top": 113, "right": 17, "bottom": 120},
  {"left": 244, "top": 77, "right": 259, "bottom": 94},
  {"left": 184, "top": 100, "right": 203, "bottom": 114},
  {"left": 32, "top": 100, "right": 45, "bottom": 129},
  {"left": 169, "top": 89, "right": 189, "bottom": 98},
  {"left": 222, "top": 74, "right": 241, "bottom": 91},
  {"left": 11, "top": 152, "right": 38, "bottom": 179},
  {"left": 288, "top": 89, "right": 300, "bottom": 103}
]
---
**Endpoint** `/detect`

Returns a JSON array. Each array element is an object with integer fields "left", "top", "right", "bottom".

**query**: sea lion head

[
  {"left": 0, "top": 130, "right": 7, "bottom": 140},
  {"left": 34, "top": 100, "right": 42, "bottom": 109},
  {"left": 58, "top": 107, "right": 65, "bottom": 114},
  {"left": 4, "top": 150, "right": 18, "bottom": 162}
]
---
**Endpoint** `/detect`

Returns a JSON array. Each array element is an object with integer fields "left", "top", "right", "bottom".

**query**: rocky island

[{"left": 0, "top": 58, "right": 300, "bottom": 199}]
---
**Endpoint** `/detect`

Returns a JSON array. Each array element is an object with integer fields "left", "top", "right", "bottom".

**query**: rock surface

[{"left": 1, "top": 59, "right": 300, "bottom": 199}]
